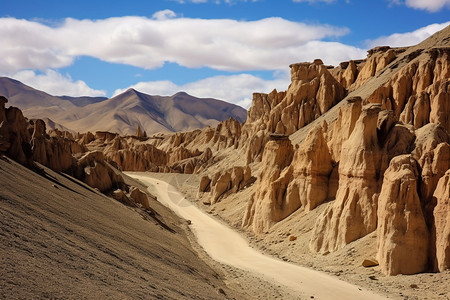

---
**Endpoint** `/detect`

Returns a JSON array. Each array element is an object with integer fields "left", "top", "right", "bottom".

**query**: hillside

[
  {"left": 0, "top": 77, "right": 247, "bottom": 135},
  {"left": 0, "top": 157, "right": 233, "bottom": 299}
]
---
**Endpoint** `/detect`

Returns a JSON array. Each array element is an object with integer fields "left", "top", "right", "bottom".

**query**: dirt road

[{"left": 130, "top": 173, "right": 388, "bottom": 300}]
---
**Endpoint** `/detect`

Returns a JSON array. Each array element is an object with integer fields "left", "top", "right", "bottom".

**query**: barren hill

[{"left": 0, "top": 78, "right": 247, "bottom": 135}]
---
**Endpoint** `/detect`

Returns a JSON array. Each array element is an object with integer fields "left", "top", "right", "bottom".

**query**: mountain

[{"left": 0, "top": 78, "right": 247, "bottom": 135}]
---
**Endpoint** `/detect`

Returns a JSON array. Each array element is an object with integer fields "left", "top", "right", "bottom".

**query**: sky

[{"left": 1, "top": 0, "right": 449, "bottom": 108}]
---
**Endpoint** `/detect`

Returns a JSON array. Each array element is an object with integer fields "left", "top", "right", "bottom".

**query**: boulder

[
  {"left": 242, "top": 135, "right": 294, "bottom": 233},
  {"left": 433, "top": 170, "right": 450, "bottom": 272},
  {"left": 129, "top": 186, "right": 150, "bottom": 209},
  {"left": 310, "top": 105, "right": 382, "bottom": 253},
  {"left": 377, "top": 155, "right": 428, "bottom": 275}
]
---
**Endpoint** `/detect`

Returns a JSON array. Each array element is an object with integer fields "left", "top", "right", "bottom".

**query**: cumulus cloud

[
  {"left": 152, "top": 9, "right": 177, "bottom": 20},
  {"left": 113, "top": 73, "right": 291, "bottom": 108},
  {"left": 388, "top": 0, "right": 450, "bottom": 12},
  {"left": 367, "top": 21, "right": 450, "bottom": 48},
  {"left": 0, "top": 15, "right": 364, "bottom": 75},
  {"left": 7, "top": 69, "right": 107, "bottom": 97}
]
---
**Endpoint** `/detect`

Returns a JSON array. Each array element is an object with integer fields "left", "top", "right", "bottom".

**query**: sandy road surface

[{"left": 129, "top": 173, "right": 388, "bottom": 300}]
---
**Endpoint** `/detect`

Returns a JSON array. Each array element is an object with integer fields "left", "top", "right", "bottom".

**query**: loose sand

[
  {"left": 130, "top": 173, "right": 389, "bottom": 300},
  {"left": 142, "top": 171, "right": 450, "bottom": 300}
]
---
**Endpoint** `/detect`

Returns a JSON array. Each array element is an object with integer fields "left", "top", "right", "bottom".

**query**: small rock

[
  {"left": 362, "top": 258, "right": 379, "bottom": 267},
  {"left": 369, "top": 275, "right": 377, "bottom": 280},
  {"left": 186, "top": 220, "right": 192, "bottom": 225},
  {"left": 410, "top": 284, "right": 418, "bottom": 289},
  {"left": 289, "top": 235, "right": 297, "bottom": 241},
  {"left": 217, "top": 288, "right": 226, "bottom": 295}
]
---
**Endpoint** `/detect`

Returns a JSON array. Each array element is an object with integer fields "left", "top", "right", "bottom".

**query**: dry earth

[
  {"left": 156, "top": 172, "right": 450, "bottom": 300},
  {"left": 0, "top": 157, "right": 233, "bottom": 300},
  {"left": 0, "top": 157, "right": 316, "bottom": 300}
]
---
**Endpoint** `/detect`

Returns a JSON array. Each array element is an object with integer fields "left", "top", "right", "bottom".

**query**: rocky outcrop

[
  {"left": 433, "top": 170, "right": 450, "bottom": 272},
  {"left": 325, "top": 96, "right": 363, "bottom": 162},
  {"left": 241, "top": 60, "right": 346, "bottom": 165},
  {"left": 30, "top": 119, "right": 77, "bottom": 172},
  {"left": 129, "top": 186, "right": 150, "bottom": 209},
  {"left": 377, "top": 155, "right": 429, "bottom": 275},
  {"left": 105, "top": 141, "right": 168, "bottom": 172},
  {"left": 0, "top": 97, "right": 32, "bottom": 165},
  {"left": 76, "top": 151, "right": 126, "bottom": 193},
  {"left": 352, "top": 47, "right": 398, "bottom": 90},
  {"left": 135, "top": 125, "right": 147, "bottom": 139},
  {"left": 201, "top": 166, "right": 253, "bottom": 204},
  {"left": 310, "top": 105, "right": 382, "bottom": 253},
  {"left": 242, "top": 135, "right": 294, "bottom": 233},
  {"left": 112, "top": 186, "right": 151, "bottom": 209},
  {"left": 271, "top": 60, "right": 346, "bottom": 135},
  {"left": 368, "top": 48, "right": 450, "bottom": 132}
]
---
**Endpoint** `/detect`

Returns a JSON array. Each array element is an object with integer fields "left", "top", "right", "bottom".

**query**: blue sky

[{"left": 1, "top": 0, "right": 449, "bottom": 108}]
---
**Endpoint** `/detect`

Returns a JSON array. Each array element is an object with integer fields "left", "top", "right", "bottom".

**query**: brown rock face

[
  {"left": 76, "top": 151, "right": 125, "bottom": 193},
  {"left": 243, "top": 128, "right": 333, "bottom": 234},
  {"left": 368, "top": 48, "right": 450, "bottom": 132},
  {"left": 271, "top": 62, "right": 346, "bottom": 135},
  {"left": 325, "top": 96, "right": 362, "bottom": 162},
  {"left": 31, "top": 119, "right": 75, "bottom": 172},
  {"left": 105, "top": 143, "right": 168, "bottom": 172},
  {"left": 241, "top": 60, "right": 346, "bottom": 165},
  {"left": 242, "top": 135, "right": 294, "bottom": 233},
  {"left": 377, "top": 155, "right": 429, "bottom": 275},
  {"left": 201, "top": 166, "right": 253, "bottom": 204},
  {"left": 289, "top": 127, "right": 333, "bottom": 211},
  {"left": 433, "top": 170, "right": 450, "bottom": 272},
  {"left": 129, "top": 186, "right": 150, "bottom": 209},
  {"left": 199, "top": 175, "right": 211, "bottom": 193},
  {"left": 0, "top": 101, "right": 32, "bottom": 165},
  {"left": 310, "top": 105, "right": 382, "bottom": 253}
]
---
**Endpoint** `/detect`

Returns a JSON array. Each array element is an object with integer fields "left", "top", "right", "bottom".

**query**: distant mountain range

[{"left": 0, "top": 77, "right": 247, "bottom": 135}]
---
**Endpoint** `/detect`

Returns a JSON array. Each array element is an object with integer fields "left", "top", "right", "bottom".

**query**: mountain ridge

[{"left": 0, "top": 77, "right": 247, "bottom": 135}]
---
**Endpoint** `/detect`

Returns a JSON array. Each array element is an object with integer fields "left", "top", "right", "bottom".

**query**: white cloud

[
  {"left": 388, "top": 0, "right": 450, "bottom": 12},
  {"left": 152, "top": 9, "right": 177, "bottom": 20},
  {"left": 113, "top": 73, "right": 291, "bottom": 109},
  {"left": 367, "top": 21, "right": 450, "bottom": 48},
  {"left": 0, "top": 15, "right": 364, "bottom": 75},
  {"left": 7, "top": 69, "right": 107, "bottom": 97}
]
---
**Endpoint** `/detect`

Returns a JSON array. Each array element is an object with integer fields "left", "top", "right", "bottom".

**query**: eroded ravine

[{"left": 129, "top": 173, "right": 387, "bottom": 300}]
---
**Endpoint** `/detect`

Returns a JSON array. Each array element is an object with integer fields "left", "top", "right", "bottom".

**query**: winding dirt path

[{"left": 130, "top": 173, "right": 387, "bottom": 300}]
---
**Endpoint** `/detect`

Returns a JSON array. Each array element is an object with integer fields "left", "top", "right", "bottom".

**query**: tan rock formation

[
  {"left": 105, "top": 143, "right": 168, "bottom": 172},
  {"left": 377, "top": 155, "right": 429, "bottom": 275},
  {"left": 310, "top": 105, "right": 382, "bottom": 253},
  {"left": 433, "top": 170, "right": 450, "bottom": 272},
  {"left": 242, "top": 135, "right": 294, "bottom": 233},
  {"left": 129, "top": 186, "right": 150, "bottom": 209},
  {"left": 202, "top": 166, "right": 253, "bottom": 204},
  {"left": 76, "top": 151, "right": 125, "bottom": 193},
  {"left": 78, "top": 131, "right": 95, "bottom": 145},
  {"left": 368, "top": 48, "right": 450, "bottom": 132},
  {"left": 325, "top": 96, "right": 362, "bottom": 162},
  {"left": 0, "top": 99, "right": 32, "bottom": 165},
  {"left": 30, "top": 119, "right": 75, "bottom": 172},
  {"left": 199, "top": 175, "right": 211, "bottom": 193},
  {"left": 353, "top": 47, "right": 397, "bottom": 90}
]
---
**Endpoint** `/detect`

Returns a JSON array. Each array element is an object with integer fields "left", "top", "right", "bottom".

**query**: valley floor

[
  {"left": 0, "top": 158, "right": 232, "bottom": 300},
  {"left": 145, "top": 172, "right": 450, "bottom": 300}
]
